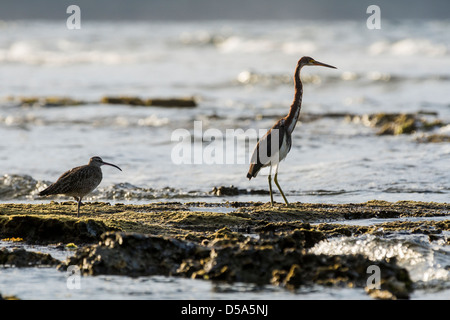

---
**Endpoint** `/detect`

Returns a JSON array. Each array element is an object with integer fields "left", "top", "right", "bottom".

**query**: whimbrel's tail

[{"left": 38, "top": 184, "right": 58, "bottom": 196}]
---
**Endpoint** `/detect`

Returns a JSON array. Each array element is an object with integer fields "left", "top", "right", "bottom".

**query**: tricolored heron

[
  {"left": 247, "top": 56, "right": 337, "bottom": 206},
  {"left": 39, "top": 156, "right": 122, "bottom": 217}
]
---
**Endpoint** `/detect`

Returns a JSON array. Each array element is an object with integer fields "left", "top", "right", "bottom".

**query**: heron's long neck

[{"left": 285, "top": 64, "right": 303, "bottom": 134}]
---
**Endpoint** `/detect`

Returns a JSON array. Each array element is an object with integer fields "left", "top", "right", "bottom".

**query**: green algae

[
  {"left": 16, "top": 96, "right": 85, "bottom": 107},
  {"left": 312, "top": 219, "right": 450, "bottom": 239},
  {"left": 59, "top": 230, "right": 413, "bottom": 299},
  {"left": 0, "top": 214, "right": 118, "bottom": 244},
  {"left": 2, "top": 200, "right": 447, "bottom": 300},
  {"left": 0, "top": 200, "right": 448, "bottom": 244},
  {"left": 416, "top": 134, "right": 450, "bottom": 143},
  {"left": 7, "top": 95, "right": 197, "bottom": 108},
  {"left": 0, "top": 247, "right": 60, "bottom": 267},
  {"left": 348, "top": 112, "right": 447, "bottom": 136},
  {"left": 100, "top": 96, "right": 197, "bottom": 107}
]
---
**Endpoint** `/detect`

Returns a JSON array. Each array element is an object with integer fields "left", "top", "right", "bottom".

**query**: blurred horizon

[{"left": 0, "top": 0, "right": 449, "bottom": 21}]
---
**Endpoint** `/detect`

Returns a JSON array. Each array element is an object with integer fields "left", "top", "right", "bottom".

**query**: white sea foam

[{"left": 310, "top": 234, "right": 450, "bottom": 284}]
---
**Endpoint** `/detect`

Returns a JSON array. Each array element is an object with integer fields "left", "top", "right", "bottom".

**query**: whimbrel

[
  {"left": 247, "top": 56, "right": 336, "bottom": 206},
  {"left": 39, "top": 156, "right": 122, "bottom": 217}
]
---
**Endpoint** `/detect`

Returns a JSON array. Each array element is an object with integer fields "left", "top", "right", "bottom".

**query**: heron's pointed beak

[
  {"left": 102, "top": 161, "right": 122, "bottom": 171},
  {"left": 312, "top": 60, "right": 337, "bottom": 69}
]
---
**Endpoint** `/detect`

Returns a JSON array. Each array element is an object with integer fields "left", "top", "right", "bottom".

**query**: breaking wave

[
  {"left": 310, "top": 234, "right": 450, "bottom": 285},
  {"left": 0, "top": 20, "right": 448, "bottom": 67}
]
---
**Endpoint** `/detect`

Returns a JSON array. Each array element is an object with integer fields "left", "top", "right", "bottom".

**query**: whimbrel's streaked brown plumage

[
  {"left": 247, "top": 57, "right": 336, "bottom": 206},
  {"left": 39, "top": 156, "right": 122, "bottom": 217}
]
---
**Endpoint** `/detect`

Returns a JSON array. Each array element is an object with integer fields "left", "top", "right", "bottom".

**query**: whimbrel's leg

[
  {"left": 73, "top": 196, "right": 81, "bottom": 217},
  {"left": 268, "top": 166, "right": 274, "bottom": 206},
  {"left": 273, "top": 165, "right": 289, "bottom": 206}
]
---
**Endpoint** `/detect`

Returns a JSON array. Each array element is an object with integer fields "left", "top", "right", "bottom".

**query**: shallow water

[
  {"left": 332, "top": 215, "right": 450, "bottom": 226},
  {"left": 0, "top": 267, "right": 373, "bottom": 300},
  {"left": 0, "top": 19, "right": 449, "bottom": 299},
  {"left": 1, "top": 241, "right": 369, "bottom": 300},
  {"left": 0, "top": 20, "right": 449, "bottom": 205}
]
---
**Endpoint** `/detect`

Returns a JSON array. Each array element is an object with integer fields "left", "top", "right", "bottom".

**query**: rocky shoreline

[
  {"left": 1, "top": 200, "right": 449, "bottom": 299},
  {"left": 2, "top": 95, "right": 449, "bottom": 144}
]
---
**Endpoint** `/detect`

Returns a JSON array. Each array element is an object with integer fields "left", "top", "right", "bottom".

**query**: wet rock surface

[
  {"left": 6, "top": 95, "right": 197, "bottom": 108},
  {"left": 59, "top": 231, "right": 207, "bottom": 277},
  {"left": 58, "top": 229, "right": 412, "bottom": 299},
  {"left": 0, "top": 247, "right": 59, "bottom": 267},
  {"left": 100, "top": 96, "right": 197, "bottom": 107},
  {"left": 415, "top": 133, "right": 450, "bottom": 143},
  {"left": 0, "top": 214, "right": 118, "bottom": 244},
  {"left": 11, "top": 96, "right": 85, "bottom": 108},
  {"left": 348, "top": 112, "right": 447, "bottom": 136},
  {"left": 211, "top": 185, "right": 269, "bottom": 196},
  {"left": 1, "top": 200, "right": 448, "bottom": 299}
]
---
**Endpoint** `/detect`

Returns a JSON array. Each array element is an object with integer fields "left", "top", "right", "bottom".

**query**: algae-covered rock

[
  {"left": 146, "top": 97, "right": 197, "bottom": 108},
  {"left": 0, "top": 247, "right": 59, "bottom": 267},
  {"left": 13, "top": 96, "right": 85, "bottom": 107},
  {"left": 101, "top": 96, "right": 197, "bottom": 107},
  {"left": 100, "top": 96, "right": 145, "bottom": 106},
  {"left": 201, "top": 241, "right": 304, "bottom": 285},
  {"left": 276, "top": 254, "right": 412, "bottom": 299},
  {"left": 376, "top": 113, "right": 417, "bottom": 135},
  {"left": 1, "top": 201, "right": 448, "bottom": 244},
  {"left": 198, "top": 232, "right": 412, "bottom": 298},
  {"left": 211, "top": 185, "right": 241, "bottom": 196},
  {"left": 205, "top": 227, "right": 246, "bottom": 247},
  {"left": 58, "top": 231, "right": 208, "bottom": 276},
  {"left": 8, "top": 95, "right": 198, "bottom": 108},
  {"left": 59, "top": 229, "right": 413, "bottom": 299},
  {"left": 0, "top": 215, "right": 118, "bottom": 244},
  {"left": 2, "top": 200, "right": 447, "bottom": 299},
  {"left": 211, "top": 186, "right": 269, "bottom": 196},
  {"left": 416, "top": 133, "right": 450, "bottom": 143},
  {"left": 349, "top": 112, "right": 446, "bottom": 136},
  {"left": 0, "top": 293, "right": 20, "bottom": 300}
]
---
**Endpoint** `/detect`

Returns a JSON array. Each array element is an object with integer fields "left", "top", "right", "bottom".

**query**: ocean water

[
  {"left": 0, "top": 19, "right": 449, "bottom": 204},
  {"left": 0, "top": 19, "right": 449, "bottom": 299}
]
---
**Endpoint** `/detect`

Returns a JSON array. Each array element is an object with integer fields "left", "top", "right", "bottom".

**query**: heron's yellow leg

[{"left": 274, "top": 172, "right": 289, "bottom": 206}]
